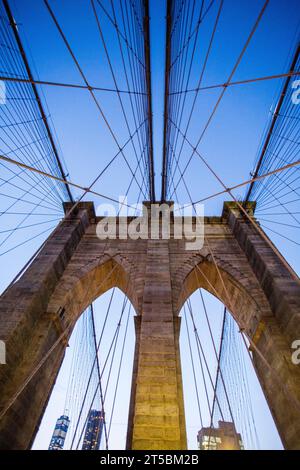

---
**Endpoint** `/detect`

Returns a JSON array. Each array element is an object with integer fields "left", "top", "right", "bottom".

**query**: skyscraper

[
  {"left": 82, "top": 409, "right": 105, "bottom": 450},
  {"left": 48, "top": 415, "right": 70, "bottom": 450},
  {"left": 197, "top": 421, "right": 244, "bottom": 450}
]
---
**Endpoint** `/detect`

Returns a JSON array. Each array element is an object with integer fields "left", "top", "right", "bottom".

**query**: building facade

[
  {"left": 82, "top": 409, "right": 104, "bottom": 450},
  {"left": 48, "top": 415, "right": 70, "bottom": 450},
  {"left": 198, "top": 421, "right": 244, "bottom": 450}
]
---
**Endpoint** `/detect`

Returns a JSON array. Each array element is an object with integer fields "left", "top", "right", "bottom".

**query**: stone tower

[{"left": 0, "top": 201, "right": 299, "bottom": 449}]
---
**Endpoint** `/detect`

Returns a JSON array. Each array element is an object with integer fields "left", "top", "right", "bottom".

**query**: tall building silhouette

[
  {"left": 48, "top": 415, "right": 70, "bottom": 450},
  {"left": 197, "top": 421, "right": 244, "bottom": 450},
  {"left": 82, "top": 409, "right": 104, "bottom": 450}
]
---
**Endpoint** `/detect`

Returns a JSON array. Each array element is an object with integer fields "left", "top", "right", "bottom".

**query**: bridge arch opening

[
  {"left": 0, "top": 243, "right": 140, "bottom": 450},
  {"left": 46, "top": 255, "right": 140, "bottom": 330},
  {"left": 175, "top": 257, "right": 300, "bottom": 449},
  {"left": 176, "top": 258, "right": 267, "bottom": 338},
  {"left": 178, "top": 287, "right": 283, "bottom": 450},
  {"left": 33, "top": 286, "right": 137, "bottom": 450}
]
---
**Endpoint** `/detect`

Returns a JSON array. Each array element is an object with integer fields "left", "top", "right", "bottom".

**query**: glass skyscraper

[
  {"left": 48, "top": 415, "right": 70, "bottom": 450},
  {"left": 82, "top": 409, "right": 104, "bottom": 450}
]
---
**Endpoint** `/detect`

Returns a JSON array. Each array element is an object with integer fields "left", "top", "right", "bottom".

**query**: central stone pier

[{"left": 127, "top": 239, "right": 186, "bottom": 449}]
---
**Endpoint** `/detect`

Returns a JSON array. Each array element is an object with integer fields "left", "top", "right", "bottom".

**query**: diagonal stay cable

[
  {"left": 143, "top": 0, "right": 156, "bottom": 201},
  {"left": 245, "top": 43, "right": 300, "bottom": 202},
  {"left": 196, "top": 286, "right": 236, "bottom": 427},
  {"left": 110, "top": 0, "right": 148, "bottom": 175},
  {"left": 0, "top": 74, "right": 147, "bottom": 95},
  {"left": 2, "top": 0, "right": 74, "bottom": 202},
  {"left": 91, "top": 0, "right": 147, "bottom": 192},
  {"left": 167, "top": 0, "right": 204, "bottom": 195},
  {"left": 43, "top": 0, "right": 147, "bottom": 199},
  {"left": 167, "top": 0, "right": 224, "bottom": 198},
  {"left": 169, "top": 71, "right": 300, "bottom": 95},
  {"left": 69, "top": 279, "right": 124, "bottom": 450},
  {"left": 4, "top": 141, "right": 296, "bottom": 227},
  {"left": 183, "top": 305, "right": 203, "bottom": 428},
  {"left": 0, "top": 260, "right": 120, "bottom": 422},
  {"left": 90, "top": 303, "right": 109, "bottom": 450},
  {"left": 205, "top": 237, "right": 300, "bottom": 415},
  {"left": 95, "top": 0, "right": 146, "bottom": 69},
  {"left": 208, "top": 306, "right": 226, "bottom": 443},
  {"left": 0, "top": 154, "right": 140, "bottom": 211},
  {"left": 0, "top": 115, "right": 146, "bottom": 296},
  {"left": 107, "top": 303, "right": 131, "bottom": 440},
  {"left": 173, "top": 158, "right": 300, "bottom": 212},
  {"left": 169, "top": 0, "right": 215, "bottom": 72},
  {"left": 188, "top": 249, "right": 300, "bottom": 421},
  {"left": 170, "top": 0, "right": 270, "bottom": 198},
  {"left": 169, "top": 117, "right": 300, "bottom": 282},
  {"left": 74, "top": 262, "right": 134, "bottom": 450}
]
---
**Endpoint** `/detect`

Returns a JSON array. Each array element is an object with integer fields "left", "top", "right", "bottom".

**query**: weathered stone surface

[{"left": 0, "top": 202, "right": 299, "bottom": 449}]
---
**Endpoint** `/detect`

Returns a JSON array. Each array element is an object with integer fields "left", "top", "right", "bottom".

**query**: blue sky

[
  {"left": 1, "top": 0, "right": 300, "bottom": 450},
  {"left": 1, "top": 0, "right": 299, "bottom": 287}
]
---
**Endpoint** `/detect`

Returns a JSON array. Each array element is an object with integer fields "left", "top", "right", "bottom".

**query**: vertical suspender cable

[
  {"left": 161, "top": 0, "right": 172, "bottom": 201},
  {"left": 143, "top": 0, "right": 155, "bottom": 201},
  {"left": 2, "top": 0, "right": 74, "bottom": 202}
]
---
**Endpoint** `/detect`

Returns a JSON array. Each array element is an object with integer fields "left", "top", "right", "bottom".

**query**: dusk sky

[{"left": 1, "top": 0, "right": 299, "bottom": 450}]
